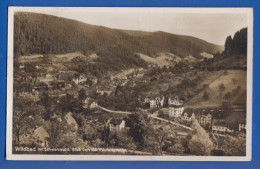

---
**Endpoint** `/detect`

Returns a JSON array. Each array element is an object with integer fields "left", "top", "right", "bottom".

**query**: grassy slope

[{"left": 186, "top": 70, "right": 246, "bottom": 108}]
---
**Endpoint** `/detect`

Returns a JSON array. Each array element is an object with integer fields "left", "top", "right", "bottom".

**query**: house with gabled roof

[
  {"left": 180, "top": 112, "right": 193, "bottom": 124},
  {"left": 65, "top": 112, "right": 79, "bottom": 131},
  {"left": 195, "top": 112, "right": 212, "bottom": 127},
  {"left": 108, "top": 119, "right": 126, "bottom": 132},
  {"left": 34, "top": 126, "right": 49, "bottom": 147}
]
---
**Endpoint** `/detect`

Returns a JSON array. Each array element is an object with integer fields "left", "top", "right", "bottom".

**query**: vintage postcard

[{"left": 6, "top": 7, "right": 253, "bottom": 161}]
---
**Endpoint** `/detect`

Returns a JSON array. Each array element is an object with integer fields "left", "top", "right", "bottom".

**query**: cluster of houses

[
  {"left": 17, "top": 54, "right": 247, "bottom": 149},
  {"left": 144, "top": 94, "right": 246, "bottom": 134},
  {"left": 32, "top": 112, "right": 127, "bottom": 148},
  {"left": 145, "top": 95, "right": 165, "bottom": 108},
  {"left": 144, "top": 95, "right": 185, "bottom": 117}
]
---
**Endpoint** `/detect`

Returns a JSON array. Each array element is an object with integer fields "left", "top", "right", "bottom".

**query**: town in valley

[{"left": 12, "top": 12, "right": 247, "bottom": 156}]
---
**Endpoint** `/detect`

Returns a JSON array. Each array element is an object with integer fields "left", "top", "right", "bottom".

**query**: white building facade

[{"left": 168, "top": 97, "right": 184, "bottom": 117}]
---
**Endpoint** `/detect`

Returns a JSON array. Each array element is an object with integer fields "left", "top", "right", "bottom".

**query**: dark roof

[
  {"left": 183, "top": 110, "right": 194, "bottom": 117},
  {"left": 169, "top": 105, "right": 184, "bottom": 108},
  {"left": 110, "top": 119, "right": 124, "bottom": 125}
]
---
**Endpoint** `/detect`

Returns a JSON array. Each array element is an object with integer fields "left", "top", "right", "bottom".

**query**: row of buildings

[
  {"left": 145, "top": 95, "right": 246, "bottom": 134},
  {"left": 145, "top": 95, "right": 185, "bottom": 117}
]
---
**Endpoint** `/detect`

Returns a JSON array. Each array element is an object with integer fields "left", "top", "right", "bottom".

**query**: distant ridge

[{"left": 14, "top": 12, "right": 224, "bottom": 70}]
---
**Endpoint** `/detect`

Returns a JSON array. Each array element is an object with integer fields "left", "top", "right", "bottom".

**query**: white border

[{"left": 6, "top": 7, "right": 253, "bottom": 161}]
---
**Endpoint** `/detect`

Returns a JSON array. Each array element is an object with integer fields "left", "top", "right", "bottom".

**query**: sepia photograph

[{"left": 6, "top": 7, "right": 253, "bottom": 161}]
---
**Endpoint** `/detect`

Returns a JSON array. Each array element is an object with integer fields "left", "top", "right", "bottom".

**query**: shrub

[
  {"left": 203, "top": 91, "right": 209, "bottom": 100},
  {"left": 219, "top": 83, "right": 225, "bottom": 91},
  {"left": 203, "top": 84, "right": 209, "bottom": 89},
  {"left": 224, "top": 92, "right": 231, "bottom": 100},
  {"left": 232, "top": 78, "right": 238, "bottom": 83},
  {"left": 158, "top": 110, "right": 165, "bottom": 118}
]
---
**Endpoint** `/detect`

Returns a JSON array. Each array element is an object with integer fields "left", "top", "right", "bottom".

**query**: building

[
  {"left": 212, "top": 125, "right": 233, "bottom": 134},
  {"left": 90, "top": 102, "right": 98, "bottom": 109},
  {"left": 38, "top": 73, "right": 54, "bottom": 83},
  {"left": 53, "top": 81, "right": 66, "bottom": 90},
  {"left": 108, "top": 119, "right": 126, "bottom": 132},
  {"left": 239, "top": 123, "right": 246, "bottom": 131},
  {"left": 34, "top": 126, "right": 49, "bottom": 147},
  {"left": 49, "top": 90, "right": 66, "bottom": 98},
  {"left": 168, "top": 96, "right": 183, "bottom": 106},
  {"left": 180, "top": 112, "right": 194, "bottom": 124},
  {"left": 96, "top": 89, "right": 113, "bottom": 96},
  {"left": 149, "top": 96, "right": 164, "bottom": 108},
  {"left": 21, "top": 54, "right": 43, "bottom": 60},
  {"left": 72, "top": 74, "right": 87, "bottom": 84},
  {"left": 32, "top": 88, "right": 39, "bottom": 96},
  {"left": 168, "top": 97, "right": 184, "bottom": 117},
  {"left": 144, "top": 97, "right": 150, "bottom": 103},
  {"left": 82, "top": 97, "right": 90, "bottom": 109},
  {"left": 92, "top": 78, "right": 98, "bottom": 85},
  {"left": 212, "top": 121, "right": 233, "bottom": 134},
  {"left": 65, "top": 112, "right": 79, "bottom": 131},
  {"left": 179, "top": 109, "right": 212, "bottom": 127},
  {"left": 196, "top": 113, "right": 212, "bottom": 127},
  {"left": 19, "top": 64, "right": 25, "bottom": 69},
  {"left": 122, "top": 76, "right": 128, "bottom": 80},
  {"left": 169, "top": 106, "right": 184, "bottom": 117}
]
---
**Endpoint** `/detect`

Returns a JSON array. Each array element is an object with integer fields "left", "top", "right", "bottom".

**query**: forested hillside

[
  {"left": 14, "top": 12, "right": 223, "bottom": 61},
  {"left": 224, "top": 27, "right": 247, "bottom": 56}
]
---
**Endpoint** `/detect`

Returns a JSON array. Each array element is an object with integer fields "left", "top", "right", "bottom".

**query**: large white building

[
  {"left": 169, "top": 106, "right": 184, "bottom": 117},
  {"left": 168, "top": 97, "right": 184, "bottom": 117}
]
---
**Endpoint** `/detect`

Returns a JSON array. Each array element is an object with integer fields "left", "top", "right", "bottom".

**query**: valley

[{"left": 12, "top": 12, "right": 247, "bottom": 156}]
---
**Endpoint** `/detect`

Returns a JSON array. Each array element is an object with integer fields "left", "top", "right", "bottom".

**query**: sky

[{"left": 14, "top": 7, "right": 249, "bottom": 45}]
